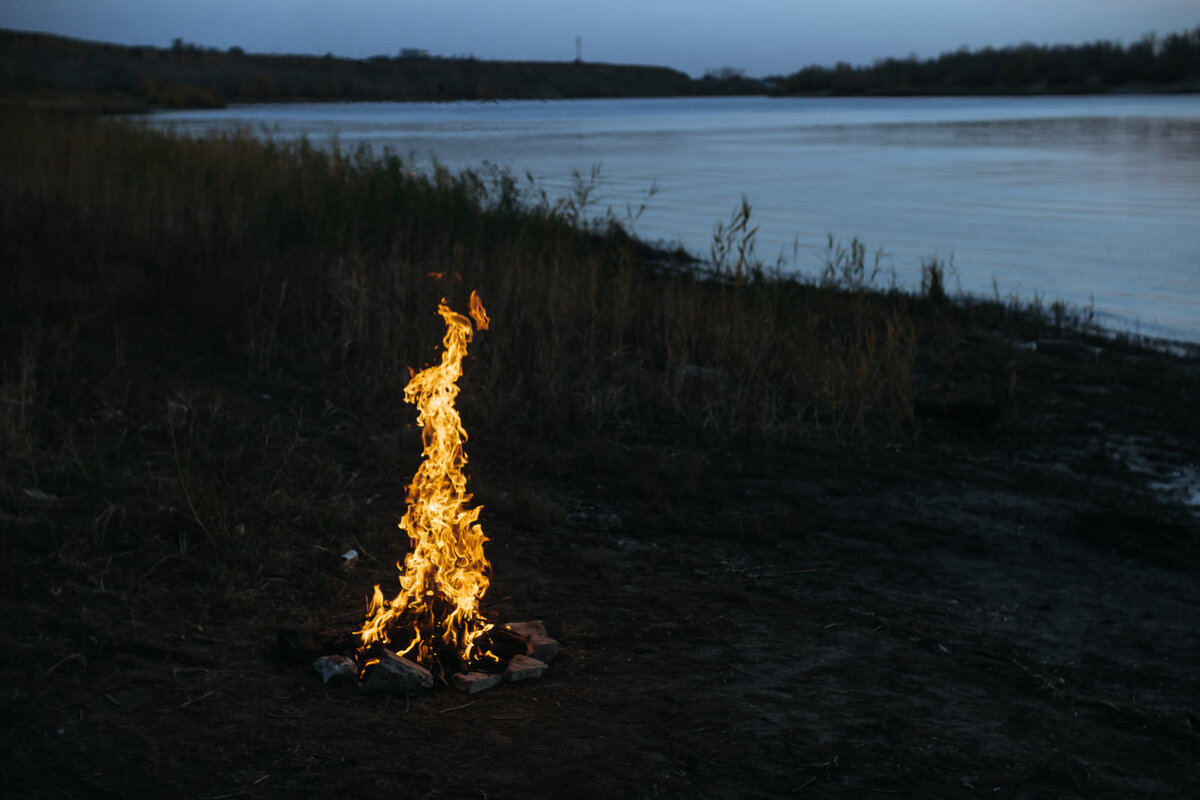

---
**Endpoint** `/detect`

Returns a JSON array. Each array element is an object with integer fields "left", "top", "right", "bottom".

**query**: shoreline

[{"left": 135, "top": 93, "right": 1200, "bottom": 346}]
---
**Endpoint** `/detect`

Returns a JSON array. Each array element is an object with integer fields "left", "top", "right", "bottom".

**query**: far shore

[{"left": 3, "top": 25, "right": 1198, "bottom": 112}]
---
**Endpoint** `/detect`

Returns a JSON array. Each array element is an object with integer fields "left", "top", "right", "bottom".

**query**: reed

[
  {"left": 0, "top": 111, "right": 918, "bottom": 453},
  {"left": 0, "top": 108, "right": 1098, "bottom": 618}
]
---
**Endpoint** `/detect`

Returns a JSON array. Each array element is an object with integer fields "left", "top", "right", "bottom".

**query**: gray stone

[
  {"left": 451, "top": 671, "right": 502, "bottom": 694},
  {"left": 503, "top": 620, "right": 547, "bottom": 643},
  {"left": 359, "top": 650, "right": 433, "bottom": 694},
  {"left": 503, "top": 654, "right": 548, "bottom": 682},
  {"left": 529, "top": 634, "right": 560, "bottom": 663},
  {"left": 312, "top": 654, "right": 357, "bottom": 683}
]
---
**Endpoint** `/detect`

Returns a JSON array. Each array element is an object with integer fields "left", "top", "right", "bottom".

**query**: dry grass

[
  {"left": 1, "top": 109, "right": 1083, "bottom": 621},
  {"left": 0, "top": 109, "right": 920, "bottom": 450}
]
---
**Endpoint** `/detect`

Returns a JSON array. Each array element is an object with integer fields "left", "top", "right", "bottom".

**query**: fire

[{"left": 358, "top": 290, "right": 495, "bottom": 674}]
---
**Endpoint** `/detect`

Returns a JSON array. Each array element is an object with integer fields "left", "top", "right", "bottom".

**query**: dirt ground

[{"left": 3, "top": 332, "right": 1199, "bottom": 799}]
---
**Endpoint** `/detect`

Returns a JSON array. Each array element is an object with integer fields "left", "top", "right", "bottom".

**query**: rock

[
  {"left": 340, "top": 549, "right": 358, "bottom": 570},
  {"left": 529, "top": 634, "right": 560, "bottom": 663},
  {"left": 359, "top": 650, "right": 434, "bottom": 694},
  {"left": 312, "top": 654, "right": 357, "bottom": 683},
  {"left": 503, "top": 654, "right": 548, "bottom": 682},
  {"left": 451, "top": 671, "right": 502, "bottom": 694},
  {"left": 503, "top": 621, "right": 559, "bottom": 662},
  {"left": 503, "top": 620, "right": 547, "bottom": 643}
]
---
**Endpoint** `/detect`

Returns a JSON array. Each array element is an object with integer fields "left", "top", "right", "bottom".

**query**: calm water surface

[{"left": 148, "top": 95, "right": 1200, "bottom": 342}]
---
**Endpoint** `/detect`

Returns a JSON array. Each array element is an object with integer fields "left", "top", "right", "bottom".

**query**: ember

[{"left": 357, "top": 292, "right": 497, "bottom": 678}]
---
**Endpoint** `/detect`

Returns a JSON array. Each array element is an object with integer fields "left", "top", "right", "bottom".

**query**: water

[{"left": 147, "top": 95, "right": 1200, "bottom": 342}]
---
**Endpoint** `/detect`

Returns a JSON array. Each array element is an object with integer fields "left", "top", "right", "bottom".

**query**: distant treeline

[
  {"left": 0, "top": 29, "right": 763, "bottom": 110},
  {"left": 774, "top": 27, "right": 1200, "bottom": 96},
  {"left": 4, "top": 27, "right": 1197, "bottom": 111}
]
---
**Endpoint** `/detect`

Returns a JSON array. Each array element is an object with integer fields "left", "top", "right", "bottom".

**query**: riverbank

[
  {"left": 138, "top": 93, "right": 1200, "bottom": 344},
  {"left": 2, "top": 111, "right": 1198, "bottom": 798}
]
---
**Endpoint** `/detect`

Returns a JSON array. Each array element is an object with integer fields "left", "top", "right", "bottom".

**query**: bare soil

[{"left": 3, "top": 333, "right": 1199, "bottom": 799}]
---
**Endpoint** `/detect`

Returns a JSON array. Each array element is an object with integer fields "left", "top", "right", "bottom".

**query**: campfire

[{"left": 335, "top": 291, "right": 559, "bottom": 694}]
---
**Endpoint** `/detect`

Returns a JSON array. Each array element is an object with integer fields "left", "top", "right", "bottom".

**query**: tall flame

[{"left": 358, "top": 290, "right": 493, "bottom": 672}]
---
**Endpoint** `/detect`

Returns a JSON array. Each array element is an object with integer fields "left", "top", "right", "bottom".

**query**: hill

[{"left": 0, "top": 28, "right": 760, "bottom": 110}]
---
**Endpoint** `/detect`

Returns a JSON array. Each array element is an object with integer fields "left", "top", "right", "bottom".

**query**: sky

[{"left": 2, "top": 0, "right": 1197, "bottom": 77}]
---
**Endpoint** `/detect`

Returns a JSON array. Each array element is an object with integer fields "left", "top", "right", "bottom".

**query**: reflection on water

[{"left": 147, "top": 95, "right": 1200, "bottom": 342}]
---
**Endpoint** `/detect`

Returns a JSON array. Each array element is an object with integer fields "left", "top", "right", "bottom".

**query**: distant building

[{"left": 400, "top": 48, "right": 430, "bottom": 59}]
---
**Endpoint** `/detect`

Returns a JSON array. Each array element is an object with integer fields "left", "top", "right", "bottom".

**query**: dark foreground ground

[{"left": 3, "top": 330, "right": 1199, "bottom": 799}]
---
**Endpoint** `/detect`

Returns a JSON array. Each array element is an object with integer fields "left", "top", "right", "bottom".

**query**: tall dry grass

[
  {"left": 0, "top": 109, "right": 924, "bottom": 614},
  {"left": 0, "top": 108, "right": 1154, "bottom": 633},
  {"left": 1, "top": 110, "right": 916, "bottom": 464}
]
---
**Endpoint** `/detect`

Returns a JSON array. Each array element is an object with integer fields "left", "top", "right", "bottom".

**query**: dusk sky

[{"left": 2, "top": 0, "right": 1197, "bottom": 77}]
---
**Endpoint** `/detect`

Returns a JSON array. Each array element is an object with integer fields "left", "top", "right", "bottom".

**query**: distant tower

[{"left": 575, "top": 36, "right": 582, "bottom": 63}]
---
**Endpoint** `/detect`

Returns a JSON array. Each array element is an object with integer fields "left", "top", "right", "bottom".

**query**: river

[{"left": 146, "top": 94, "right": 1200, "bottom": 342}]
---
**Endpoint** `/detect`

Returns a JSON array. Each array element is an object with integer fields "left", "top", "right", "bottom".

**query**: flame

[
  {"left": 469, "top": 289, "right": 489, "bottom": 331},
  {"left": 358, "top": 290, "right": 494, "bottom": 672}
]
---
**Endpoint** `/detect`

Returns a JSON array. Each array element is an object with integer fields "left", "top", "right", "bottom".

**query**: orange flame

[{"left": 358, "top": 290, "right": 494, "bottom": 671}]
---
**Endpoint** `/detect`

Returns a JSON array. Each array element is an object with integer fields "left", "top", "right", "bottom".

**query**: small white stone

[
  {"left": 503, "top": 654, "right": 548, "bottom": 682},
  {"left": 529, "top": 634, "right": 560, "bottom": 663},
  {"left": 312, "top": 654, "right": 357, "bottom": 683},
  {"left": 451, "top": 671, "right": 502, "bottom": 694}
]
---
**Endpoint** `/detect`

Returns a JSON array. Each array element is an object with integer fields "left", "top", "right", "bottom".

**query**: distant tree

[
  {"left": 704, "top": 66, "right": 745, "bottom": 80},
  {"left": 776, "top": 25, "right": 1200, "bottom": 96}
]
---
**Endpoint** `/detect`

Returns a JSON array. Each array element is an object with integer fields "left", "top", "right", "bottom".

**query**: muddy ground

[{"left": 3, "top": 332, "right": 1199, "bottom": 799}]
